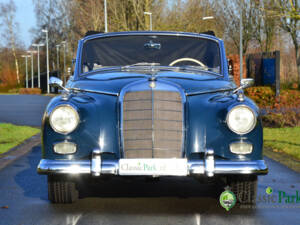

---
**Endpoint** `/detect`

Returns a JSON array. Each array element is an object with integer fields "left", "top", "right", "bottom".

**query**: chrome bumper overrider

[{"left": 37, "top": 150, "right": 268, "bottom": 177}]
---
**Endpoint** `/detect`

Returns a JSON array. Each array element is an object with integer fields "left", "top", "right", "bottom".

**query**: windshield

[{"left": 81, "top": 35, "right": 221, "bottom": 75}]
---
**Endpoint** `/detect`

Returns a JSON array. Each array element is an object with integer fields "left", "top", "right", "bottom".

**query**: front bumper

[{"left": 37, "top": 149, "right": 268, "bottom": 177}]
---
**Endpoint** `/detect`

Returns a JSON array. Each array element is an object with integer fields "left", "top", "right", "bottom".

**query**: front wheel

[
  {"left": 228, "top": 175, "right": 257, "bottom": 204},
  {"left": 47, "top": 175, "right": 79, "bottom": 203}
]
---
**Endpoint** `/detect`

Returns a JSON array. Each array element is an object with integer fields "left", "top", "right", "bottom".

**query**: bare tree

[
  {"left": 213, "top": 0, "right": 257, "bottom": 54},
  {"left": 0, "top": 0, "right": 20, "bottom": 84},
  {"left": 252, "top": 0, "right": 278, "bottom": 52},
  {"left": 273, "top": 0, "right": 300, "bottom": 83},
  {"left": 71, "top": 0, "right": 104, "bottom": 36},
  {"left": 32, "top": 0, "right": 73, "bottom": 71}
]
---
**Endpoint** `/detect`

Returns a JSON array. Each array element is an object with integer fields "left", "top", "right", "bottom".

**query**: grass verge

[
  {"left": 0, "top": 93, "right": 19, "bottom": 95},
  {"left": 264, "top": 147, "right": 300, "bottom": 173},
  {"left": 0, "top": 123, "right": 40, "bottom": 154},
  {"left": 264, "top": 127, "right": 300, "bottom": 161}
]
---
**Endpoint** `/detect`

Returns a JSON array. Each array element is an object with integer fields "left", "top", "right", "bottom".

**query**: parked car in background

[{"left": 37, "top": 31, "right": 268, "bottom": 203}]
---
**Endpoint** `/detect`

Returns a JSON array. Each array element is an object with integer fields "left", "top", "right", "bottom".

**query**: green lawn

[
  {"left": 264, "top": 127, "right": 300, "bottom": 160},
  {"left": 0, "top": 123, "right": 40, "bottom": 154}
]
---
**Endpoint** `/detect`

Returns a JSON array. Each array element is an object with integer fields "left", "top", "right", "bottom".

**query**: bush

[
  {"left": 245, "top": 86, "right": 300, "bottom": 109},
  {"left": 245, "top": 86, "right": 300, "bottom": 128},
  {"left": 19, "top": 88, "right": 41, "bottom": 95},
  {"left": 0, "top": 84, "right": 11, "bottom": 93},
  {"left": 245, "top": 86, "right": 275, "bottom": 107},
  {"left": 281, "top": 82, "right": 299, "bottom": 90},
  {"left": 8, "top": 88, "right": 19, "bottom": 93},
  {"left": 0, "top": 65, "right": 19, "bottom": 87},
  {"left": 262, "top": 111, "right": 300, "bottom": 128},
  {"left": 291, "top": 83, "right": 299, "bottom": 90}
]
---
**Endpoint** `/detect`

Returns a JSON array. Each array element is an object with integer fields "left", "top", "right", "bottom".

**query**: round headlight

[
  {"left": 49, "top": 105, "right": 79, "bottom": 134},
  {"left": 226, "top": 105, "right": 256, "bottom": 135}
]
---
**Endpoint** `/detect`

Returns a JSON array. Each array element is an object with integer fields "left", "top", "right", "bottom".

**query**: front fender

[
  {"left": 42, "top": 93, "right": 120, "bottom": 160},
  {"left": 186, "top": 93, "right": 263, "bottom": 161}
]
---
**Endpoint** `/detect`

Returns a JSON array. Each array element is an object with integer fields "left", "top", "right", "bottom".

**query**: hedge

[{"left": 19, "top": 88, "right": 42, "bottom": 95}]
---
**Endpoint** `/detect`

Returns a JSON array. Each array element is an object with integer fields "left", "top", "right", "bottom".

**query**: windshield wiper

[
  {"left": 122, "top": 62, "right": 160, "bottom": 69},
  {"left": 175, "top": 65, "right": 221, "bottom": 76},
  {"left": 82, "top": 66, "right": 123, "bottom": 76},
  {"left": 177, "top": 65, "right": 208, "bottom": 71}
]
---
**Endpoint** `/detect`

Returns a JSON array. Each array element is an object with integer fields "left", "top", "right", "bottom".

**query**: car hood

[{"left": 71, "top": 71, "right": 235, "bottom": 96}]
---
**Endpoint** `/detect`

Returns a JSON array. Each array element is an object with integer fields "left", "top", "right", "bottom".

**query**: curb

[
  {"left": 0, "top": 133, "right": 41, "bottom": 171},
  {"left": 264, "top": 147, "right": 300, "bottom": 173}
]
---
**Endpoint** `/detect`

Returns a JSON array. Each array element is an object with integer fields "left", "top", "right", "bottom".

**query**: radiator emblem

[{"left": 149, "top": 81, "right": 156, "bottom": 88}]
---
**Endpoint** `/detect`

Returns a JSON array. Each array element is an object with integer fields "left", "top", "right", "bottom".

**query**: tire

[
  {"left": 48, "top": 175, "right": 79, "bottom": 204},
  {"left": 228, "top": 175, "right": 257, "bottom": 205}
]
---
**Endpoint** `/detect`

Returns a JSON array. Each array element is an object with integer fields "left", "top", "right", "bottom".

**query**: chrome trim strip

[
  {"left": 37, "top": 159, "right": 118, "bottom": 175},
  {"left": 151, "top": 85, "right": 155, "bottom": 158},
  {"left": 186, "top": 88, "right": 234, "bottom": 96},
  {"left": 188, "top": 160, "right": 268, "bottom": 175},
  {"left": 82, "top": 31, "right": 221, "bottom": 44},
  {"left": 37, "top": 159, "right": 91, "bottom": 174},
  {"left": 71, "top": 87, "right": 119, "bottom": 96},
  {"left": 37, "top": 159, "right": 268, "bottom": 176}
]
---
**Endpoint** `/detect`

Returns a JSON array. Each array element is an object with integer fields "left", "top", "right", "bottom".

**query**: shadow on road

[{"left": 14, "top": 145, "right": 48, "bottom": 201}]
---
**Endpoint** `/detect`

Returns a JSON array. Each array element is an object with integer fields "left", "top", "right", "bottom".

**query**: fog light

[
  {"left": 230, "top": 142, "right": 253, "bottom": 154},
  {"left": 54, "top": 142, "right": 77, "bottom": 154}
]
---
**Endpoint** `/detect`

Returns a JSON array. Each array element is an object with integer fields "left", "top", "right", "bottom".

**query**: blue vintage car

[{"left": 37, "top": 31, "right": 268, "bottom": 203}]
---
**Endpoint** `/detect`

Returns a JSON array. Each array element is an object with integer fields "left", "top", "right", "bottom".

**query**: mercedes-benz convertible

[{"left": 37, "top": 31, "right": 268, "bottom": 203}]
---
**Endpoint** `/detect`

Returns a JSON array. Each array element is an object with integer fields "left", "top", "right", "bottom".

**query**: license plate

[{"left": 119, "top": 158, "right": 188, "bottom": 176}]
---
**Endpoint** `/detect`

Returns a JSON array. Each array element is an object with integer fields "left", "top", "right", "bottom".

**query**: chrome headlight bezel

[
  {"left": 49, "top": 104, "right": 80, "bottom": 134},
  {"left": 226, "top": 105, "right": 257, "bottom": 135}
]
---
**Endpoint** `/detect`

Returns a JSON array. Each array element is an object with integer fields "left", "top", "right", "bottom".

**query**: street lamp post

[
  {"left": 104, "top": 0, "right": 108, "bottom": 33},
  {"left": 21, "top": 55, "right": 31, "bottom": 88},
  {"left": 61, "top": 41, "right": 66, "bottom": 85},
  {"left": 144, "top": 12, "right": 152, "bottom": 31},
  {"left": 32, "top": 43, "right": 45, "bottom": 88},
  {"left": 202, "top": 16, "right": 214, "bottom": 32},
  {"left": 42, "top": 29, "right": 50, "bottom": 93},
  {"left": 27, "top": 50, "right": 37, "bottom": 88},
  {"left": 56, "top": 44, "right": 60, "bottom": 78},
  {"left": 240, "top": 7, "right": 243, "bottom": 83}
]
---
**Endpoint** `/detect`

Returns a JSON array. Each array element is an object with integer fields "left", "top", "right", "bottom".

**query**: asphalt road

[
  {"left": 0, "top": 95, "right": 52, "bottom": 127},
  {"left": 0, "top": 95, "right": 300, "bottom": 225}
]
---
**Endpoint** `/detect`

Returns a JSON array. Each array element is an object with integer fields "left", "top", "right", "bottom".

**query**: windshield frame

[{"left": 75, "top": 31, "right": 226, "bottom": 79}]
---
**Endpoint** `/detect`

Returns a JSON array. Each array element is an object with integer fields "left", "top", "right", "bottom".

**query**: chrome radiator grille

[{"left": 122, "top": 90, "right": 183, "bottom": 158}]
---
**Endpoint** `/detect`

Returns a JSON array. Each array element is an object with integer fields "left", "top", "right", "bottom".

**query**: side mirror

[
  {"left": 233, "top": 78, "right": 254, "bottom": 94},
  {"left": 49, "top": 77, "right": 69, "bottom": 92},
  {"left": 49, "top": 77, "right": 63, "bottom": 88},
  {"left": 241, "top": 78, "right": 254, "bottom": 89}
]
